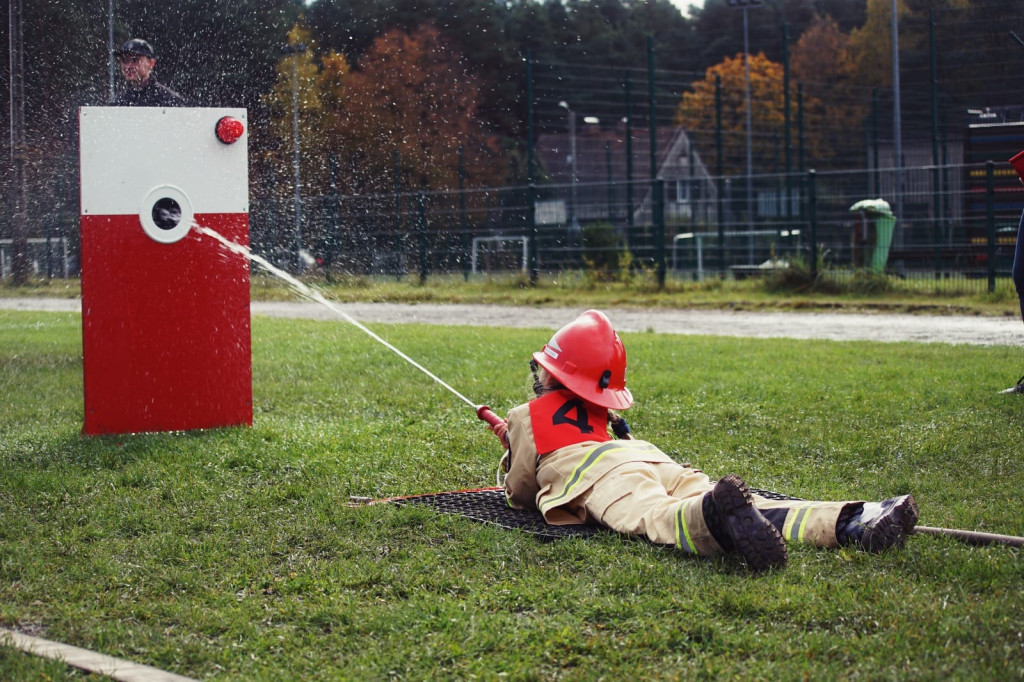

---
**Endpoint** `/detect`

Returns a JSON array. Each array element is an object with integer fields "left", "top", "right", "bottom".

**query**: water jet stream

[{"left": 194, "top": 223, "right": 480, "bottom": 411}]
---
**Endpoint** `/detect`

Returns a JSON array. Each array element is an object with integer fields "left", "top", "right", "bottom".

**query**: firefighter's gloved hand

[{"left": 610, "top": 413, "right": 631, "bottom": 439}]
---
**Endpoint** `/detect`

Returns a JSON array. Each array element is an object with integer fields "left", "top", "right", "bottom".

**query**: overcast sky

[{"left": 670, "top": 0, "right": 703, "bottom": 17}]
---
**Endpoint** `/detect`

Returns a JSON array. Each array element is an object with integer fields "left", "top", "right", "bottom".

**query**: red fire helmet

[{"left": 532, "top": 309, "right": 633, "bottom": 410}]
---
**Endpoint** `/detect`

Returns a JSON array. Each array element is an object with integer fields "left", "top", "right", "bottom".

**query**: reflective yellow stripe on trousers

[
  {"left": 782, "top": 504, "right": 812, "bottom": 543},
  {"left": 674, "top": 500, "right": 698, "bottom": 554}
]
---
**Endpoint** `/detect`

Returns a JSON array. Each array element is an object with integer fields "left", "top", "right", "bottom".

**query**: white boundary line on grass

[{"left": 0, "top": 628, "right": 197, "bottom": 682}]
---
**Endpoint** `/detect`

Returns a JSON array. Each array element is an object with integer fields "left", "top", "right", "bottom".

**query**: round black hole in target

[{"left": 152, "top": 197, "right": 182, "bottom": 231}]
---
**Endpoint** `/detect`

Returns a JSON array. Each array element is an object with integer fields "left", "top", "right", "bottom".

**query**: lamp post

[
  {"left": 282, "top": 42, "right": 306, "bottom": 272},
  {"left": 582, "top": 115, "right": 602, "bottom": 219},
  {"left": 728, "top": 0, "right": 762, "bottom": 263},
  {"left": 558, "top": 101, "right": 579, "bottom": 237},
  {"left": 108, "top": 0, "right": 115, "bottom": 102},
  {"left": 891, "top": 0, "right": 904, "bottom": 250},
  {"left": 8, "top": 0, "right": 29, "bottom": 284},
  {"left": 742, "top": 5, "right": 754, "bottom": 263}
]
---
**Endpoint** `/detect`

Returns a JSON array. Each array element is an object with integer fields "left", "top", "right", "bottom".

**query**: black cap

[{"left": 115, "top": 39, "right": 155, "bottom": 59}]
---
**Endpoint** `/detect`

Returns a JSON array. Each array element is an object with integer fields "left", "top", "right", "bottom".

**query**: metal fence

[
  {"left": 245, "top": 159, "right": 1019, "bottom": 292},
  {"left": 5, "top": 159, "right": 1020, "bottom": 294}
]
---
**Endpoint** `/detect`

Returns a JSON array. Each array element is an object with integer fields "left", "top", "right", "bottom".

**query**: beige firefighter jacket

[{"left": 503, "top": 400, "right": 677, "bottom": 525}]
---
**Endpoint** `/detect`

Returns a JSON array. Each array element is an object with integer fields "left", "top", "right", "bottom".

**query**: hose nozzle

[{"left": 476, "top": 405, "right": 503, "bottom": 427}]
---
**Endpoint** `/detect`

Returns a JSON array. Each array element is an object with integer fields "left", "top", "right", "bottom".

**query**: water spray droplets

[{"left": 191, "top": 221, "right": 479, "bottom": 411}]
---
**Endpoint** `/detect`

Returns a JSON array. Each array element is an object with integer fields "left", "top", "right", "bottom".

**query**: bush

[{"left": 582, "top": 221, "right": 623, "bottom": 280}]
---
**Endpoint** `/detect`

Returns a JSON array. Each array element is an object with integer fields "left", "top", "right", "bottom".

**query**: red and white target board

[{"left": 79, "top": 107, "right": 251, "bottom": 435}]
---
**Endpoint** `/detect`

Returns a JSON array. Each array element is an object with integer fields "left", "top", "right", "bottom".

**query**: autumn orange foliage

[
  {"left": 264, "top": 22, "right": 501, "bottom": 201},
  {"left": 339, "top": 25, "right": 502, "bottom": 195},
  {"left": 675, "top": 52, "right": 788, "bottom": 176}
]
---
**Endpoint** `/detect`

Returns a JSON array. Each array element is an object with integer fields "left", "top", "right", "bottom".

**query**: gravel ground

[{"left": 2, "top": 297, "right": 1022, "bottom": 347}]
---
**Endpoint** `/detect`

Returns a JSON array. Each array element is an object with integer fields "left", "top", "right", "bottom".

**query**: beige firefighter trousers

[{"left": 570, "top": 460, "right": 849, "bottom": 556}]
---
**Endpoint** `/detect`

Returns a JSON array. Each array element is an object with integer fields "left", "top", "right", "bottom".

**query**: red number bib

[{"left": 528, "top": 389, "right": 611, "bottom": 455}]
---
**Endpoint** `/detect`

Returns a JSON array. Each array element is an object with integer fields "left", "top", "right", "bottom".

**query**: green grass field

[
  {"left": 1, "top": 309, "right": 1023, "bottom": 680},
  {"left": 2, "top": 270, "right": 1021, "bottom": 317}
]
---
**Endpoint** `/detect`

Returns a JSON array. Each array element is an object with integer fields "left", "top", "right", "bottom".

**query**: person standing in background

[
  {"left": 1005, "top": 208, "right": 1024, "bottom": 393},
  {"left": 113, "top": 39, "right": 188, "bottom": 107}
]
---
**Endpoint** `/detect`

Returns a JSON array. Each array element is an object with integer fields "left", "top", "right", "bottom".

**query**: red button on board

[{"left": 215, "top": 116, "right": 245, "bottom": 144}]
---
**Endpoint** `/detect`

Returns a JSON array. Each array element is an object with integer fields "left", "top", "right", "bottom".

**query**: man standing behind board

[
  {"left": 1005, "top": 209, "right": 1024, "bottom": 394},
  {"left": 113, "top": 39, "right": 188, "bottom": 107}
]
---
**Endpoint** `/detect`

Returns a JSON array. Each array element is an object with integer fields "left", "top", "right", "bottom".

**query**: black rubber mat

[
  {"left": 386, "top": 487, "right": 801, "bottom": 541},
  {"left": 392, "top": 488, "right": 605, "bottom": 541}
]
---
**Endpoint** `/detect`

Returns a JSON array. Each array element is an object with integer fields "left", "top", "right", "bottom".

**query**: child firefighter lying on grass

[{"left": 484, "top": 309, "right": 918, "bottom": 571}]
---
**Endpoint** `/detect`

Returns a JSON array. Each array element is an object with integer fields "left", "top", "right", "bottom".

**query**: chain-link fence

[
  {"left": 242, "top": 157, "right": 1019, "bottom": 294},
  {"left": 4, "top": 153, "right": 1019, "bottom": 297}
]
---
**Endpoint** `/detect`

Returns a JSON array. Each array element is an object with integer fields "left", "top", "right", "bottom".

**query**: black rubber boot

[
  {"left": 837, "top": 494, "right": 919, "bottom": 552},
  {"left": 709, "top": 474, "right": 787, "bottom": 571}
]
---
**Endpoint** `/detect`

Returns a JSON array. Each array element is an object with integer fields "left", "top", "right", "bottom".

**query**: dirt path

[{"left": 3, "top": 297, "right": 1022, "bottom": 346}]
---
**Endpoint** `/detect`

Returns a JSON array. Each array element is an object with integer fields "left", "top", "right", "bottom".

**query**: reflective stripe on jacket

[{"left": 504, "top": 399, "right": 675, "bottom": 524}]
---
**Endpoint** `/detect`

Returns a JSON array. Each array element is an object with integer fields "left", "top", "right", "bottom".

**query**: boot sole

[
  {"left": 862, "top": 494, "right": 919, "bottom": 552},
  {"left": 713, "top": 474, "right": 787, "bottom": 571}
]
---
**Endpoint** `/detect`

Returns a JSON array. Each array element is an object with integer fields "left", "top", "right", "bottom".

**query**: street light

[
  {"left": 728, "top": 0, "right": 761, "bottom": 264},
  {"left": 8, "top": 0, "right": 29, "bottom": 284},
  {"left": 890, "top": 0, "right": 903, "bottom": 250},
  {"left": 108, "top": 0, "right": 114, "bottom": 102},
  {"left": 558, "top": 101, "right": 579, "bottom": 236},
  {"left": 281, "top": 42, "right": 306, "bottom": 272}
]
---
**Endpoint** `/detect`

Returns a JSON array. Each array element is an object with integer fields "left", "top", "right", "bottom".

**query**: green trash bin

[{"left": 850, "top": 199, "right": 895, "bottom": 273}]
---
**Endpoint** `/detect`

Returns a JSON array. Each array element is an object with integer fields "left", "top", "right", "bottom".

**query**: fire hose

[{"left": 911, "top": 526, "right": 1022, "bottom": 548}]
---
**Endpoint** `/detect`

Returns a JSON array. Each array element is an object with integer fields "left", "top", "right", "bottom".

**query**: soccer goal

[
  {"left": 0, "top": 237, "right": 72, "bottom": 278},
  {"left": 470, "top": 235, "right": 528, "bottom": 275}
]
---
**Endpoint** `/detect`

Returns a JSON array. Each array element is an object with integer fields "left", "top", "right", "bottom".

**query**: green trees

[
  {"left": 306, "top": 0, "right": 695, "bottom": 143},
  {"left": 262, "top": 24, "right": 338, "bottom": 194}
]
